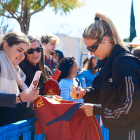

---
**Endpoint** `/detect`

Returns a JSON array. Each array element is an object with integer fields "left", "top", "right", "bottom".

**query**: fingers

[
  {"left": 79, "top": 104, "right": 94, "bottom": 117},
  {"left": 34, "top": 90, "right": 39, "bottom": 98}
]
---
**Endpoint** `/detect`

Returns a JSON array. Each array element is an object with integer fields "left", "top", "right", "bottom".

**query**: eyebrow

[{"left": 19, "top": 47, "right": 24, "bottom": 50}]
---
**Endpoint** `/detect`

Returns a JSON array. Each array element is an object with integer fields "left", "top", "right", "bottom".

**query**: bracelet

[{"left": 18, "top": 94, "right": 23, "bottom": 103}]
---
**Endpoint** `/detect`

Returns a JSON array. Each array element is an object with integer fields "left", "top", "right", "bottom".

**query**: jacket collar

[{"left": 96, "top": 44, "right": 129, "bottom": 78}]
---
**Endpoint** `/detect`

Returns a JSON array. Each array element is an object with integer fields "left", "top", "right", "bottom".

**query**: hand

[
  {"left": 71, "top": 86, "right": 86, "bottom": 99},
  {"left": 79, "top": 103, "right": 94, "bottom": 117},
  {"left": 20, "top": 87, "right": 39, "bottom": 102},
  {"left": 52, "top": 95, "right": 63, "bottom": 99}
]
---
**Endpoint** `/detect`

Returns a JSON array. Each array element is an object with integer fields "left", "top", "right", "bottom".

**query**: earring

[{"left": 105, "top": 40, "right": 107, "bottom": 46}]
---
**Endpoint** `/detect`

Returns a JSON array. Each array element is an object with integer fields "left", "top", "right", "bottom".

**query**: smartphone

[{"left": 52, "top": 70, "right": 61, "bottom": 80}]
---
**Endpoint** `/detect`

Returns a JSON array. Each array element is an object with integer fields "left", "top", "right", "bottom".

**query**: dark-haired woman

[
  {"left": 0, "top": 32, "right": 39, "bottom": 126},
  {"left": 19, "top": 35, "right": 52, "bottom": 96},
  {"left": 57, "top": 57, "right": 84, "bottom": 103}
]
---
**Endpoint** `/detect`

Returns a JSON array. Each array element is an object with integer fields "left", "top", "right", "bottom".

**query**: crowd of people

[{"left": 1, "top": 10, "right": 140, "bottom": 140}]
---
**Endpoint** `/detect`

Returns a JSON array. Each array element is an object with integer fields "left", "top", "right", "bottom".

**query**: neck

[
  {"left": 66, "top": 75, "right": 74, "bottom": 80},
  {"left": 107, "top": 43, "right": 114, "bottom": 58},
  {"left": 45, "top": 51, "right": 51, "bottom": 59}
]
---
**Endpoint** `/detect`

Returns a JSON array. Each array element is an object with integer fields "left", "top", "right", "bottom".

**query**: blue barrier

[
  {"left": 0, "top": 117, "right": 109, "bottom": 140},
  {"left": 0, "top": 118, "right": 45, "bottom": 140}
]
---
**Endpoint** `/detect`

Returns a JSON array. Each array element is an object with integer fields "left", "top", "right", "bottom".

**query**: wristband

[{"left": 18, "top": 94, "right": 23, "bottom": 103}]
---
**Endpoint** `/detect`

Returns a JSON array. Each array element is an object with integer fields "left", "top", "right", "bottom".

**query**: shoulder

[
  {"left": 50, "top": 55, "right": 58, "bottom": 64},
  {"left": 59, "top": 79, "right": 73, "bottom": 85},
  {"left": 114, "top": 56, "right": 140, "bottom": 77},
  {"left": 78, "top": 70, "right": 89, "bottom": 75},
  {"left": 59, "top": 79, "right": 69, "bottom": 88},
  {"left": 115, "top": 56, "right": 139, "bottom": 69},
  {"left": 44, "top": 65, "right": 52, "bottom": 76}
]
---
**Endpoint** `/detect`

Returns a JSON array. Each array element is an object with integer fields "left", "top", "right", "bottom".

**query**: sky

[{"left": 2, "top": 0, "right": 140, "bottom": 40}]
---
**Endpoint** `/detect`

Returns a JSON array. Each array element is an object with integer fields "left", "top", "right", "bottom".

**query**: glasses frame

[
  {"left": 27, "top": 47, "right": 43, "bottom": 54},
  {"left": 87, "top": 32, "right": 106, "bottom": 52}
]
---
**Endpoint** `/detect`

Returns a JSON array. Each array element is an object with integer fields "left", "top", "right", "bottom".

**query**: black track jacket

[{"left": 83, "top": 44, "right": 140, "bottom": 132}]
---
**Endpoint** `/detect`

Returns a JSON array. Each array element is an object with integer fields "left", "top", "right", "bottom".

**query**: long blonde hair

[{"left": 83, "top": 11, "right": 129, "bottom": 51}]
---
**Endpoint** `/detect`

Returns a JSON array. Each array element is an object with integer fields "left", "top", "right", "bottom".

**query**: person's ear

[
  {"left": 3, "top": 42, "right": 9, "bottom": 52},
  {"left": 42, "top": 43, "right": 46, "bottom": 47},
  {"left": 102, "top": 36, "right": 108, "bottom": 45}
]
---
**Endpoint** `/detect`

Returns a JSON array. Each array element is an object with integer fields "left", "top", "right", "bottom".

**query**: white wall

[{"left": 56, "top": 37, "right": 88, "bottom": 67}]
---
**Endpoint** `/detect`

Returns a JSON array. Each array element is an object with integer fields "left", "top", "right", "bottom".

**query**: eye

[{"left": 17, "top": 49, "right": 22, "bottom": 52}]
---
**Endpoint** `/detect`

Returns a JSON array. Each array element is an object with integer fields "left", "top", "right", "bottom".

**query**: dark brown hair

[
  {"left": 85, "top": 57, "right": 96, "bottom": 75},
  {"left": 57, "top": 57, "right": 75, "bottom": 82},
  {"left": 0, "top": 31, "right": 29, "bottom": 50},
  {"left": 27, "top": 35, "right": 47, "bottom": 81}
]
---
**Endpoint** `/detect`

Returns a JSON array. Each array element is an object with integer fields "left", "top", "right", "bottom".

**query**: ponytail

[{"left": 83, "top": 11, "right": 129, "bottom": 51}]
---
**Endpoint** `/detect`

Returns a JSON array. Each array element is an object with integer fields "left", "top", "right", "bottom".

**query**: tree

[
  {"left": 0, "top": 17, "right": 13, "bottom": 34},
  {"left": 130, "top": 0, "right": 137, "bottom": 42},
  {"left": 0, "top": 0, "right": 85, "bottom": 34},
  {"left": 123, "top": 37, "right": 130, "bottom": 42}
]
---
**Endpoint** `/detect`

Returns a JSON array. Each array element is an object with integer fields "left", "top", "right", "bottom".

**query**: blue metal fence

[{"left": 0, "top": 117, "right": 109, "bottom": 140}]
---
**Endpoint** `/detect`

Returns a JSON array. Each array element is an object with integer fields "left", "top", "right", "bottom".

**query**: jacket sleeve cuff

[
  {"left": 83, "top": 88, "right": 96, "bottom": 103},
  {"left": 0, "top": 93, "right": 16, "bottom": 107},
  {"left": 93, "top": 104, "right": 105, "bottom": 116}
]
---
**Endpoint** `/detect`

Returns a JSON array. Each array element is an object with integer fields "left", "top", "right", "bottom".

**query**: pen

[{"left": 77, "top": 81, "right": 80, "bottom": 97}]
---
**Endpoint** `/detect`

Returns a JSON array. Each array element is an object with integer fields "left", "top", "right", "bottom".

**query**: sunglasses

[
  {"left": 27, "top": 47, "right": 43, "bottom": 54},
  {"left": 87, "top": 32, "right": 106, "bottom": 52}
]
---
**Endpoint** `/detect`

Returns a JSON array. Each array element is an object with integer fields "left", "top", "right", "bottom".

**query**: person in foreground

[
  {"left": 0, "top": 32, "right": 39, "bottom": 126},
  {"left": 71, "top": 11, "right": 140, "bottom": 140}
]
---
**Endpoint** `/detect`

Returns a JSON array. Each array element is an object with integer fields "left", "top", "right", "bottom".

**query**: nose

[
  {"left": 33, "top": 50, "right": 38, "bottom": 55},
  {"left": 20, "top": 52, "right": 25, "bottom": 60}
]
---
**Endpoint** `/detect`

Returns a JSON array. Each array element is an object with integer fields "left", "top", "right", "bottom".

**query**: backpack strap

[{"left": 112, "top": 53, "right": 135, "bottom": 86}]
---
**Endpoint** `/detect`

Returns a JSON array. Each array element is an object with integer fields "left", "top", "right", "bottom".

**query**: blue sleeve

[
  {"left": 0, "top": 93, "right": 16, "bottom": 107},
  {"left": 59, "top": 83, "right": 70, "bottom": 100},
  {"left": 77, "top": 71, "right": 85, "bottom": 88}
]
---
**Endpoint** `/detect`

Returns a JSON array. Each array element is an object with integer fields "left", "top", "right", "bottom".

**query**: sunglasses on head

[
  {"left": 27, "top": 47, "right": 43, "bottom": 54},
  {"left": 87, "top": 32, "right": 106, "bottom": 52}
]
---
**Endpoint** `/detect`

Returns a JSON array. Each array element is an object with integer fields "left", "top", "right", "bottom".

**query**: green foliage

[
  {"left": 7, "top": 0, "right": 20, "bottom": 11},
  {"left": 0, "top": 0, "right": 85, "bottom": 33},
  {"left": 123, "top": 37, "right": 130, "bottom": 42},
  {"left": 49, "top": 0, "right": 84, "bottom": 14},
  {"left": 0, "top": 0, "right": 85, "bottom": 16}
]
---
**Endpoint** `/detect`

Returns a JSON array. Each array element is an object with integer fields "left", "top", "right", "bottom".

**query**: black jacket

[{"left": 83, "top": 44, "right": 140, "bottom": 132}]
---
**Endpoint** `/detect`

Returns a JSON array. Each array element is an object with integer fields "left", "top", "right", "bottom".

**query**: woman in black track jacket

[{"left": 71, "top": 11, "right": 140, "bottom": 140}]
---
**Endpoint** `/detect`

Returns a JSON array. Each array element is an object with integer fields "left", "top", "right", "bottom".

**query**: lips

[
  {"left": 16, "top": 58, "right": 21, "bottom": 62},
  {"left": 32, "top": 57, "right": 38, "bottom": 59}
]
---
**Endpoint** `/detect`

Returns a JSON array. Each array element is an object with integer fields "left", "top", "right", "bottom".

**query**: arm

[
  {"left": 59, "top": 82, "right": 70, "bottom": 100},
  {"left": 0, "top": 93, "right": 16, "bottom": 107},
  {"left": 71, "top": 75, "right": 100, "bottom": 103},
  {"left": 83, "top": 75, "right": 100, "bottom": 104},
  {"left": 96, "top": 58, "right": 140, "bottom": 121}
]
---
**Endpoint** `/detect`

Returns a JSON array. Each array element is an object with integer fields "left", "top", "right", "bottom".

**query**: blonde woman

[{"left": 71, "top": 11, "right": 140, "bottom": 140}]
